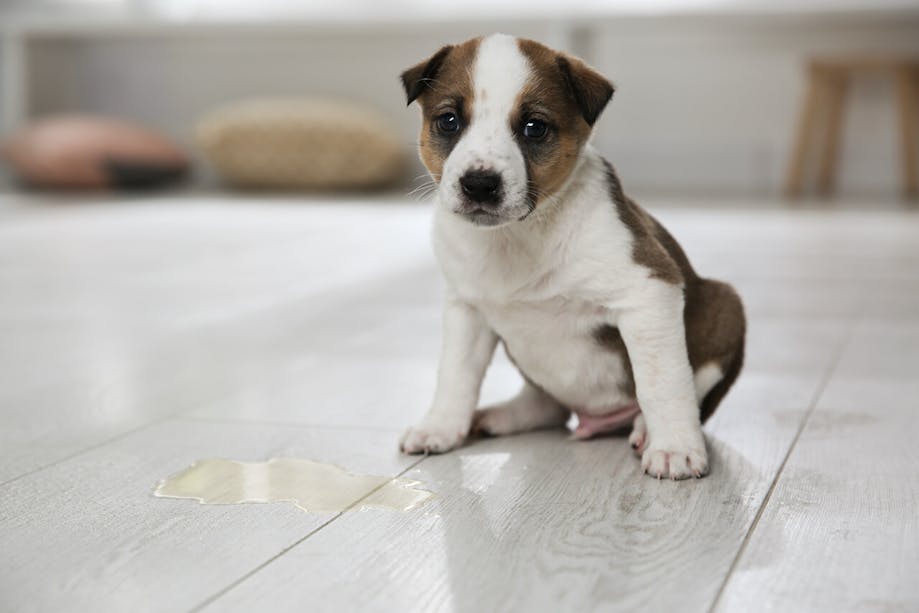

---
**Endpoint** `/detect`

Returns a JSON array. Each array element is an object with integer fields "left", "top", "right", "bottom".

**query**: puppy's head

[{"left": 401, "top": 34, "right": 613, "bottom": 227}]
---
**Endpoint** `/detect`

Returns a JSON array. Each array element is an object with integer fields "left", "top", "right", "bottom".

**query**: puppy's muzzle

[{"left": 459, "top": 169, "right": 503, "bottom": 207}]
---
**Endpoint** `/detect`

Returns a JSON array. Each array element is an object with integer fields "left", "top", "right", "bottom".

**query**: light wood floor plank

[
  {"left": 0, "top": 200, "right": 432, "bottom": 482},
  {"left": 715, "top": 372, "right": 919, "bottom": 611},
  {"left": 0, "top": 419, "right": 417, "bottom": 613},
  {"left": 195, "top": 369, "right": 827, "bottom": 613}
]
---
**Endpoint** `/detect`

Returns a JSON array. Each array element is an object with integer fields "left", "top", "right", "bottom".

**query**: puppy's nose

[{"left": 459, "top": 170, "right": 502, "bottom": 205}]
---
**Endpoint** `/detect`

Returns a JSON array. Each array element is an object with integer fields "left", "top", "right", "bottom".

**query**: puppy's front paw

[
  {"left": 399, "top": 418, "right": 469, "bottom": 454},
  {"left": 641, "top": 428, "right": 708, "bottom": 480}
]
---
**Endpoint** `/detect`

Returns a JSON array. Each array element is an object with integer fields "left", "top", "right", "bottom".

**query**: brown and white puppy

[{"left": 398, "top": 34, "right": 745, "bottom": 479}]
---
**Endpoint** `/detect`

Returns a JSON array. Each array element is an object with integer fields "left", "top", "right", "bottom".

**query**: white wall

[
  {"left": 590, "top": 18, "right": 919, "bottom": 197},
  {"left": 13, "top": 16, "right": 919, "bottom": 197}
]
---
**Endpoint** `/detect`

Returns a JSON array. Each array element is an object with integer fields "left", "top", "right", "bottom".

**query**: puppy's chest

[
  {"left": 478, "top": 295, "right": 633, "bottom": 411},
  {"left": 435, "top": 220, "right": 637, "bottom": 410}
]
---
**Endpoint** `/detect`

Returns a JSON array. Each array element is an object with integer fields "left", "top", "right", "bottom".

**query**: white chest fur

[
  {"left": 430, "top": 152, "right": 642, "bottom": 413},
  {"left": 481, "top": 296, "right": 632, "bottom": 412}
]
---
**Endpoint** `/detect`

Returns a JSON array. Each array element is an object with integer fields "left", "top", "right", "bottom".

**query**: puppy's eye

[
  {"left": 436, "top": 113, "right": 460, "bottom": 133},
  {"left": 523, "top": 119, "right": 548, "bottom": 139}
]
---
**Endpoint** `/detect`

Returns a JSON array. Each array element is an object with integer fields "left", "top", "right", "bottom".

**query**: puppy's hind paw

[
  {"left": 471, "top": 408, "right": 508, "bottom": 437},
  {"left": 472, "top": 405, "right": 564, "bottom": 437},
  {"left": 628, "top": 414, "right": 647, "bottom": 456}
]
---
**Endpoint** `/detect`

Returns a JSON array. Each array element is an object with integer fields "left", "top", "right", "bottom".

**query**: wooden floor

[{"left": 1, "top": 194, "right": 917, "bottom": 613}]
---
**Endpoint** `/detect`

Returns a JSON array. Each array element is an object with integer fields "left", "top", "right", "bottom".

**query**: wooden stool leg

[
  {"left": 895, "top": 67, "right": 919, "bottom": 200},
  {"left": 816, "top": 69, "right": 848, "bottom": 197},
  {"left": 786, "top": 66, "right": 824, "bottom": 198}
]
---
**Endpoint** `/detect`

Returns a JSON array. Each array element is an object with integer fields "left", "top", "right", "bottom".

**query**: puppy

[{"left": 397, "top": 34, "right": 745, "bottom": 479}]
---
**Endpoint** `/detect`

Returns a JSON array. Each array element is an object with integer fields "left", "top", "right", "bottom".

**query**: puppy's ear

[
  {"left": 556, "top": 55, "right": 614, "bottom": 126},
  {"left": 400, "top": 45, "right": 454, "bottom": 105}
]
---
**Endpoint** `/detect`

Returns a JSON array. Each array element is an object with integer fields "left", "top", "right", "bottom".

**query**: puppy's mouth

[
  {"left": 443, "top": 176, "right": 529, "bottom": 227},
  {"left": 458, "top": 206, "right": 505, "bottom": 226},
  {"left": 454, "top": 202, "right": 534, "bottom": 227}
]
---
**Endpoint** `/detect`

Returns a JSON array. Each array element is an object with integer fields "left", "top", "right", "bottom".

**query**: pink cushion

[{"left": 0, "top": 115, "right": 188, "bottom": 189}]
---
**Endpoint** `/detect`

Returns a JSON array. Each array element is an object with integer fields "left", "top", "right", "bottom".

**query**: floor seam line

[
  {"left": 0, "top": 376, "right": 267, "bottom": 488},
  {"left": 0, "top": 377, "right": 403, "bottom": 489},
  {"left": 705, "top": 317, "right": 858, "bottom": 613},
  {"left": 186, "top": 454, "right": 431, "bottom": 613},
  {"left": 0, "top": 417, "right": 172, "bottom": 489},
  {"left": 174, "top": 414, "right": 405, "bottom": 433}
]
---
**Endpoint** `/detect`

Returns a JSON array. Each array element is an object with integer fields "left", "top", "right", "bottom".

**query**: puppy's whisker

[
  {"left": 408, "top": 181, "right": 438, "bottom": 200},
  {"left": 410, "top": 172, "right": 439, "bottom": 185}
]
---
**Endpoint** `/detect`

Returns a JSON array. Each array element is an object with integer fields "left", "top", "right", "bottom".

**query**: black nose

[{"left": 459, "top": 170, "right": 503, "bottom": 205}]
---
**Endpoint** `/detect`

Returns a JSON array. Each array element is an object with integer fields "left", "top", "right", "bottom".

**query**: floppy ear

[
  {"left": 556, "top": 55, "right": 615, "bottom": 126},
  {"left": 400, "top": 45, "right": 453, "bottom": 105}
]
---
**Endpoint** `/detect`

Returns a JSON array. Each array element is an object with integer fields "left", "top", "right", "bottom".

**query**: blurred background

[{"left": 2, "top": 0, "right": 919, "bottom": 201}]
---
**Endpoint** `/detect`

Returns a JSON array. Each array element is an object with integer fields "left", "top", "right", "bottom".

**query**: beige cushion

[{"left": 197, "top": 98, "right": 405, "bottom": 190}]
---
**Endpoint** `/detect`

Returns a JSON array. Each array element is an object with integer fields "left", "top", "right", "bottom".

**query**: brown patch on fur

[
  {"left": 592, "top": 325, "right": 636, "bottom": 398},
  {"left": 597, "top": 157, "right": 747, "bottom": 422},
  {"left": 400, "top": 45, "right": 454, "bottom": 106},
  {"left": 593, "top": 281, "right": 746, "bottom": 423},
  {"left": 400, "top": 39, "right": 481, "bottom": 180},
  {"left": 516, "top": 39, "right": 614, "bottom": 206},
  {"left": 603, "top": 160, "right": 683, "bottom": 284},
  {"left": 686, "top": 279, "right": 746, "bottom": 421},
  {"left": 555, "top": 55, "right": 615, "bottom": 126}
]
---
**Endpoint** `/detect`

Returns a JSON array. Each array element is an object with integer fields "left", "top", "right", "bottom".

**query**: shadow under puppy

[{"left": 398, "top": 34, "right": 745, "bottom": 480}]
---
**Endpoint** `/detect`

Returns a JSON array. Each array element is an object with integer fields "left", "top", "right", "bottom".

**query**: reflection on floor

[{"left": 1, "top": 194, "right": 917, "bottom": 612}]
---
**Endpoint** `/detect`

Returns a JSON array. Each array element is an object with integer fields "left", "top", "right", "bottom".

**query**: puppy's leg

[
  {"left": 400, "top": 298, "right": 497, "bottom": 454},
  {"left": 472, "top": 381, "right": 569, "bottom": 436},
  {"left": 618, "top": 282, "right": 708, "bottom": 479},
  {"left": 628, "top": 361, "right": 725, "bottom": 458}
]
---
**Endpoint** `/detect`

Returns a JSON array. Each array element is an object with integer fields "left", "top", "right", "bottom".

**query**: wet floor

[{"left": 154, "top": 458, "right": 434, "bottom": 513}]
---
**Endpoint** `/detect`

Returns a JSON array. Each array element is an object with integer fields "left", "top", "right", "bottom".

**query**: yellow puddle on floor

[{"left": 154, "top": 458, "right": 434, "bottom": 513}]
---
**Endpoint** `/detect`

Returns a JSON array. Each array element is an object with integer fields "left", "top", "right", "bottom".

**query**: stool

[{"left": 785, "top": 57, "right": 919, "bottom": 201}]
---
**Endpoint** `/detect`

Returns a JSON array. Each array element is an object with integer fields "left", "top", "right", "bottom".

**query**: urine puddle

[{"left": 154, "top": 458, "right": 434, "bottom": 513}]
